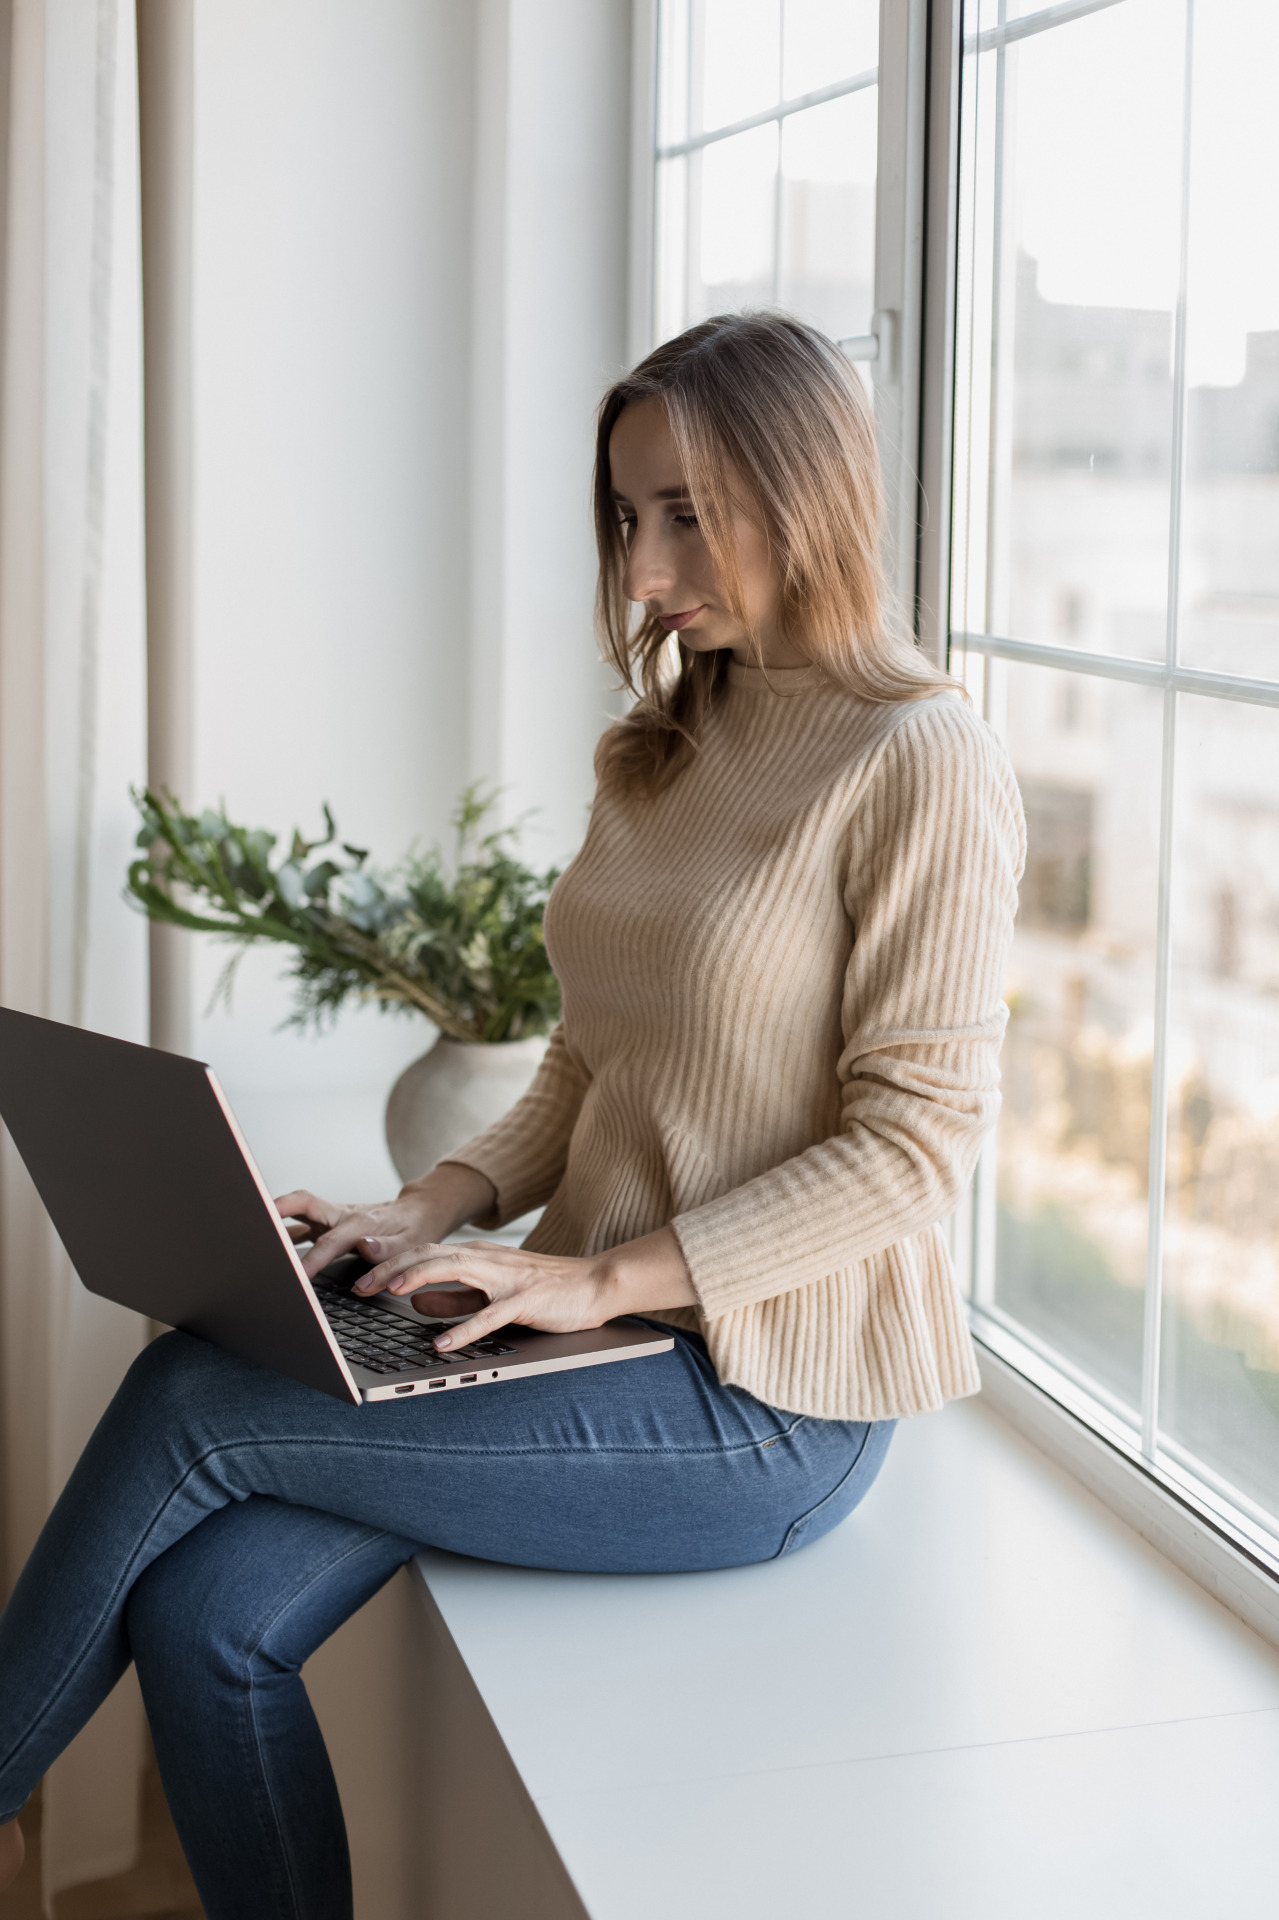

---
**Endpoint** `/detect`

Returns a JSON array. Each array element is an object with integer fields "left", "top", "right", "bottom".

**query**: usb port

[
  {"left": 428, "top": 1378, "right": 446, "bottom": 1389},
  {"left": 460, "top": 1373, "right": 477, "bottom": 1384}
]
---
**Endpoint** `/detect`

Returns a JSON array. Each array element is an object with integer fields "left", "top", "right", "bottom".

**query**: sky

[{"left": 1012, "top": 0, "right": 1279, "bottom": 388}]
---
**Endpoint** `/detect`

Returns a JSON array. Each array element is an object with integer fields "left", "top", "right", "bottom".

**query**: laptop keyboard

[{"left": 311, "top": 1278, "right": 518, "bottom": 1377}]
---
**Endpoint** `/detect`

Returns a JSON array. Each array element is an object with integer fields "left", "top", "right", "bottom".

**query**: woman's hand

[
  {"left": 274, "top": 1162, "right": 498, "bottom": 1285},
  {"left": 349, "top": 1225, "right": 699, "bottom": 1350}
]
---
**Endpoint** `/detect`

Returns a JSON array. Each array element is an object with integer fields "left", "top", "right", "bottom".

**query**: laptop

[{"left": 0, "top": 1007, "right": 672, "bottom": 1404}]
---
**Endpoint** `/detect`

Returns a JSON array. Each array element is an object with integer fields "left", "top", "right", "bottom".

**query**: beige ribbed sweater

[{"left": 448, "top": 662, "right": 1025, "bottom": 1420}]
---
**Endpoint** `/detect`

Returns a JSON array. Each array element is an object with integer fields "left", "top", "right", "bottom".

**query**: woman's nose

[{"left": 622, "top": 522, "right": 675, "bottom": 606}]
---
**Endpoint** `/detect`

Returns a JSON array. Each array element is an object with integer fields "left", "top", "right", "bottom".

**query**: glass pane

[
  {"left": 953, "top": 0, "right": 1186, "bottom": 657},
  {"left": 688, "top": 124, "right": 778, "bottom": 325},
  {"left": 777, "top": 91, "right": 876, "bottom": 345},
  {"left": 655, "top": 155, "right": 689, "bottom": 343},
  {"left": 986, "top": 657, "right": 1164, "bottom": 1412},
  {"left": 696, "top": 0, "right": 780, "bottom": 135},
  {"left": 782, "top": 0, "right": 877, "bottom": 99},
  {"left": 1161, "top": 695, "right": 1279, "bottom": 1520},
  {"left": 658, "top": 0, "right": 691, "bottom": 148},
  {"left": 1179, "top": 1, "right": 1279, "bottom": 678}
]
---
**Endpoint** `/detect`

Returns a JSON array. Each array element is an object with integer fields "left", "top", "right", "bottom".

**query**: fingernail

[
  {"left": 363, "top": 1238, "right": 382, "bottom": 1257},
  {"left": 353, "top": 1278, "right": 373, "bottom": 1293},
  {"left": 435, "top": 1333, "right": 452, "bottom": 1350}
]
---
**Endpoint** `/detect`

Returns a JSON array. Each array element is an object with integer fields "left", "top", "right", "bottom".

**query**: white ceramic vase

[{"left": 384, "top": 1033, "right": 549, "bottom": 1185}]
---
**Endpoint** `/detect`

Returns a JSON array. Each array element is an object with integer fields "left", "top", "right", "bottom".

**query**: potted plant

[{"left": 127, "top": 786, "right": 561, "bottom": 1181}]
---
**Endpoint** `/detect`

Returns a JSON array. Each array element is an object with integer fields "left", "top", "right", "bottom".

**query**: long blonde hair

[{"left": 593, "top": 310, "right": 958, "bottom": 795}]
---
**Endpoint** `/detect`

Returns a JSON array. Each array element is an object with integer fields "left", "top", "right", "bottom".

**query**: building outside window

[{"left": 644, "top": 0, "right": 1279, "bottom": 1572}]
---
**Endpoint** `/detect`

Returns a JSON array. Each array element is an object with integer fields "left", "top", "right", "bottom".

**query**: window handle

[{"left": 838, "top": 309, "right": 898, "bottom": 382}]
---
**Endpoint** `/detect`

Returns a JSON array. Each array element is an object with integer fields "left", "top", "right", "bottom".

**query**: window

[
  {"left": 952, "top": 0, "right": 1279, "bottom": 1562},
  {"left": 640, "top": 0, "right": 1279, "bottom": 1586},
  {"left": 652, "top": 0, "right": 880, "bottom": 352},
  {"left": 645, "top": 0, "right": 922, "bottom": 612}
]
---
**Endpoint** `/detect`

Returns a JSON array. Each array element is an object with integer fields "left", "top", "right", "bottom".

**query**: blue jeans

[{"left": 0, "top": 1325, "right": 893, "bottom": 1919}]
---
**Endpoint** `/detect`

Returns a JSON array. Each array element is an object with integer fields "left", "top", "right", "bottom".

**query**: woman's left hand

[{"left": 351, "top": 1227, "right": 698, "bottom": 1350}]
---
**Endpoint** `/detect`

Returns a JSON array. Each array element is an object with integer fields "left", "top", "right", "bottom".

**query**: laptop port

[
  {"left": 428, "top": 1378, "right": 446, "bottom": 1389},
  {"left": 460, "top": 1373, "right": 477, "bottom": 1384},
  {"left": 394, "top": 1384, "right": 414, "bottom": 1395}
]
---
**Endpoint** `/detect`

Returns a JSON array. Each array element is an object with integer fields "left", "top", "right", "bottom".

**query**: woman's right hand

[{"left": 275, "top": 1162, "right": 498, "bottom": 1283}]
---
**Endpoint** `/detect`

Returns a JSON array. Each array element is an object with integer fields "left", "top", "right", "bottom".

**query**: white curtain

[{"left": 0, "top": 0, "right": 151, "bottom": 1900}]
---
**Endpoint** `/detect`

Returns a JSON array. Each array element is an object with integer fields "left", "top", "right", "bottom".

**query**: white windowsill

[
  {"left": 974, "top": 1334, "right": 1279, "bottom": 1653},
  {"left": 409, "top": 1391, "right": 1279, "bottom": 1919}
]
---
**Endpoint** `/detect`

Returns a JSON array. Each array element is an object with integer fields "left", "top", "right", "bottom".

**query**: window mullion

[
  {"left": 872, "top": 0, "right": 929, "bottom": 617},
  {"left": 1139, "top": 0, "right": 1196, "bottom": 1462},
  {"left": 1140, "top": 689, "right": 1178, "bottom": 1459},
  {"left": 771, "top": 1, "right": 785, "bottom": 305},
  {"left": 983, "top": 8, "right": 1015, "bottom": 638},
  {"left": 628, "top": 0, "right": 660, "bottom": 363}
]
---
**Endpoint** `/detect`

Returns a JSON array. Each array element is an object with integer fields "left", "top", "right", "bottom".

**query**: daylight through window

[
  {"left": 951, "top": 0, "right": 1279, "bottom": 1556},
  {"left": 653, "top": 0, "right": 880, "bottom": 349}
]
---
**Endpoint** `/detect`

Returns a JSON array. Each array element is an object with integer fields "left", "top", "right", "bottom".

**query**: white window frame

[{"left": 631, "top": 0, "right": 1279, "bottom": 1647}]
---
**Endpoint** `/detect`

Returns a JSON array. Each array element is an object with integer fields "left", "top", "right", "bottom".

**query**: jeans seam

[
  {"left": 776, "top": 1421, "right": 876, "bottom": 1557},
  {"left": 196, "top": 1425, "right": 813, "bottom": 1462},
  {"left": 242, "top": 1528, "right": 399, "bottom": 1920}
]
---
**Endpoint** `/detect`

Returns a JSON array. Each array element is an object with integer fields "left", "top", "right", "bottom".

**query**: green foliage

[{"left": 127, "top": 786, "right": 562, "bottom": 1044}]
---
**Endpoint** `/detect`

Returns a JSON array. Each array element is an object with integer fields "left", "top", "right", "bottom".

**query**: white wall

[
  {"left": 188, "top": 0, "right": 631, "bottom": 1205},
  {"left": 471, "top": 0, "right": 632, "bottom": 866}
]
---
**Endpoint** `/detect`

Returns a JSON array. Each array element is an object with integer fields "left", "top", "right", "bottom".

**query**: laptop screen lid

[{"left": 0, "top": 1007, "right": 359, "bottom": 1403}]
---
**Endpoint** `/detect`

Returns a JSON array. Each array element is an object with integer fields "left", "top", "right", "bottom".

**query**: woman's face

[{"left": 608, "top": 399, "right": 808, "bottom": 669}]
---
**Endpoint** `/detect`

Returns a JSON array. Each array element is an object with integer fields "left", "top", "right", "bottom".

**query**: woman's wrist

[
  {"left": 398, "top": 1161, "right": 498, "bottom": 1242},
  {"left": 594, "top": 1226, "right": 699, "bottom": 1321}
]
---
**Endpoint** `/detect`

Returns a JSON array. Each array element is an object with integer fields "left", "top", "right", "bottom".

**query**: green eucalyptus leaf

[
  {"left": 126, "top": 785, "right": 562, "bottom": 1041},
  {"left": 276, "top": 863, "right": 306, "bottom": 908}
]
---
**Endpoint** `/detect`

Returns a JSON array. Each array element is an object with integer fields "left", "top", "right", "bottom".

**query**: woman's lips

[{"left": 656, "top": 605, "right": 706, "bottom": 631}]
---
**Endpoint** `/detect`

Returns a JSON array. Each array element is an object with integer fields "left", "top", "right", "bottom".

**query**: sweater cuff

[{"left": 670, "top": 1196, "right": 796, "bottom": 1320}]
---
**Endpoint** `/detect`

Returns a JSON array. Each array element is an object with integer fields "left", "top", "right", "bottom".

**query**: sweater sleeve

[
  {"left": 440, "top": 1021, "right": 591, "bottom": 1228},
  {"left": 670, "top": 699, "right": 1026, "bottom": 1319}
]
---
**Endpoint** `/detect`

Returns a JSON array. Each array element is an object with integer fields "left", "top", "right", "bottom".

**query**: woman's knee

[
  {"left": 127, "top": 1502, "right": 284, "bottom": 1692},
  {"left": 114, "top": 1330, "right": 277, "bottom": 1455},
  {"left": 117, "top": 1328, "right": 221, "bottom": 1414},
  {"left": 126, "top": 1542, "right": 235, "bottom": 1706},
  {"left": 127, "top": 1498, "right": 413, "bottom": 1692}
]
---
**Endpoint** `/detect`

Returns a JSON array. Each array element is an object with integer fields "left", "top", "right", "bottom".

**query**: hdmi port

[{"left": 460, "top": 1373, "right": 478, "bottom": 1384}]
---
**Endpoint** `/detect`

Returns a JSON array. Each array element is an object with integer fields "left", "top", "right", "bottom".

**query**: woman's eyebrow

[{"left": 608, "top": 485, "right": 693, "bottom": 502}]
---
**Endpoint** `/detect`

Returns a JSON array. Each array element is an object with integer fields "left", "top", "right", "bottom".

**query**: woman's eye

[{"left": 673, "top": 513, "right": 700, "bottom": 530}]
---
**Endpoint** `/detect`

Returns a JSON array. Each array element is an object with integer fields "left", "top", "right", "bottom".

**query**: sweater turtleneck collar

[{"left": 726, "top": 659, "right": 827, "bottom": 693}]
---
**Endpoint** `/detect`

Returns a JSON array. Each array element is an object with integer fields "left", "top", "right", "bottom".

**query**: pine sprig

[{"left": 126, "top": 786, "right": 562, "bottom": 1044}]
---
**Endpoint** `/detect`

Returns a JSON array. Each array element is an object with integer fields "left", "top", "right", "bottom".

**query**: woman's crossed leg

[{"left": 0, "top": 1325, "right": 889, "bottom": 1917}]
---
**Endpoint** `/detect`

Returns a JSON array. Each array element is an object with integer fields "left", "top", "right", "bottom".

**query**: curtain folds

[{"left": 0, "top": 0, "right": 151, "bottom": 1900}]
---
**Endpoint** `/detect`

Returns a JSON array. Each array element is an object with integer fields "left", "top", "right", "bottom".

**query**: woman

[{"left": 0, "top": 311, "right": 1023, "bottom": 1915}]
